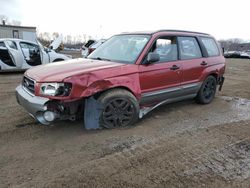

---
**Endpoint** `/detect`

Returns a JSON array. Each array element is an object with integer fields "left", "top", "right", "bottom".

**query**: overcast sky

[{"left": 0, "top": 0, "right": 249, "bottom": 40}]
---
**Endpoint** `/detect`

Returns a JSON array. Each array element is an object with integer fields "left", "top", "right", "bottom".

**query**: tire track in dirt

[
  {"left": 1, "top": 59, "right": 250, "bottom": 188},
  {"left": 15, "top": 120, "right": 250, "bottom": 188}
]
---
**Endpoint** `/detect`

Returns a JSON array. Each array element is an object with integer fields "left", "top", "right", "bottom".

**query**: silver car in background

[{"left": 0, "top": 38, "right": 71, "bottom": 71}]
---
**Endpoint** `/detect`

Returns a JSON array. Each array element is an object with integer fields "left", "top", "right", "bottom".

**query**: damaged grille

[{"left": 22, "top": 76, "right": 35, "bottom": 95}]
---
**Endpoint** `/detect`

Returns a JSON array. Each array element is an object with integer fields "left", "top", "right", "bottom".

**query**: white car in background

[
  {"left": 240, "top": 50, "right": 250, "bottom": 59},
  {"left": 0, "top": 38, "right": 71, "bottom": 71},
  {"left": 81, "top": 39, "right": 106, "bottom": 57}
]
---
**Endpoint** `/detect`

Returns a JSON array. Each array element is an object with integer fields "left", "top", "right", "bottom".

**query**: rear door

[
  {"left": 19, "top": 42, "right": 42, "bottom": 67},
  {"left": 139, "top": 36, "right": 182, "bottom": 105},
  {"left": 4, "top": 40, "right": 24, "bottom": 69},
  {"left": 199, "top": 36, "right": 223, "bottom": 67},
  {"left": 177, "top": 36, "right": 206, "bottom": 91},
  {"left": 39, "top": 45, "right": 50, "bottom": 64},
  {"left": 0, "top": 41, "right": 16, "bottom": 69}
]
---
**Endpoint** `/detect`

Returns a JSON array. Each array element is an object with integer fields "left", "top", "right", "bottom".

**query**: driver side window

[
  {"left": 20, "top": 42, "right": 40, "bottom": 57},
  {"left": 20, "top": 42, "right": 41, "bottom": 66},
  {"left": 150, "top": 37, "right": 178, "bottom": 63}
]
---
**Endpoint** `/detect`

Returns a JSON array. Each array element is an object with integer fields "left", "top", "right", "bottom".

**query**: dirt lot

[{"left": 0, "top": 58, "right": 250, "bottom": 188}]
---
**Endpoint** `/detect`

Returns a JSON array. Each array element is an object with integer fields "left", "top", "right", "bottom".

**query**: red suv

[{"left": 16, "top": 30, "right": 225, "bottom": 129}]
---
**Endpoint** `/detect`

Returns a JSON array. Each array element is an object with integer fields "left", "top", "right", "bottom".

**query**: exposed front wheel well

[{"left": 92, "top": 87, "right": 136, "bottom": 100}]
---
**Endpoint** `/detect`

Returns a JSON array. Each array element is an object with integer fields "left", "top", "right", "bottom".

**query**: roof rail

[{"left": 155, "top": 30, "right": 210, "bottom": 36}]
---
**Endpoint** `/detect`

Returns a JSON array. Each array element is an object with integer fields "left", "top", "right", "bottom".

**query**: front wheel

[
  {"left": 196, "top": 76, "right": 217, "bottom": 104},
  {"left": 98, "top": 89, "right": 139, "bottom": 129}
]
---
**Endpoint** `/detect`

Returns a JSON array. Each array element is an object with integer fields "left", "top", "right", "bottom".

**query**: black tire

[
  {"left": 196, "top": 76, "right": 217, "bottom": 104},
  {"left": 97, "top": 89, "right": 139, "bottom": 129}
]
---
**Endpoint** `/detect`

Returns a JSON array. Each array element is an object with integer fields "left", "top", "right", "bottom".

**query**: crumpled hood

[{"left": 26, "top": 58, "right": 123, "bottom": 82}]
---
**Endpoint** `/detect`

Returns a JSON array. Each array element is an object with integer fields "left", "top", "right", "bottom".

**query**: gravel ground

[{"left": 0, "top": 58, "right": 250, "bottom": 187}]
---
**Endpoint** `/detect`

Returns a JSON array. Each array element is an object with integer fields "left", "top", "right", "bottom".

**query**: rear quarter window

[{"left": 201, "top": 37, "right": 220, "bottom": 57}]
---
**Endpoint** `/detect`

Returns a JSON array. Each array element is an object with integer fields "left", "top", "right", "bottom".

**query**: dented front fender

[
  {"left": 63, "top": 66, "right": 142, "bottom": 101},
  {"left": 81, "top": 73, "right": 141, "bottom": 99}
]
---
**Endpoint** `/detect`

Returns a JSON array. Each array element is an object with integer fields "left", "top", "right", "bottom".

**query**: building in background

[{"left": 0, "top": 20, "right": 37, "bottom": 42}]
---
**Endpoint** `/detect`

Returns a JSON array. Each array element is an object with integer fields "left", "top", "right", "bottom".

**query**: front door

[
  {"left": 40, "top": 46, "right": 50, "bottom": 64},
  {"left": 139, "top": 36, "right": 182, "bottom": 105},
  {"left": 19, "top": 41, "right": 42, "bottom": 68}
]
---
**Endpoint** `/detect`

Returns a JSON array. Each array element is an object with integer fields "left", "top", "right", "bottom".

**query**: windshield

[{"left": 88, "top": 35, "right": 150, "bottom": 64}]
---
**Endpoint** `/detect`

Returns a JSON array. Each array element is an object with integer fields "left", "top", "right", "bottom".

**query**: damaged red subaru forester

[{"left": 16, "top": 30, "right": 225, "bottom": 129}]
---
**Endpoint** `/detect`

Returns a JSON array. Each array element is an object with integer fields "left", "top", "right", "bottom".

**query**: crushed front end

[{"left": 16, "top": 76, "right": 83, "bottom": 125}]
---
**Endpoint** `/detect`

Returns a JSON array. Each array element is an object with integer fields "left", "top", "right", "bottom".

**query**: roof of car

[
  {"left": 120, "top": 30, "right": 210, "bottom": 36},
  {"left": 0, "top": 38, "right": 38, "bottom": 44},
  {"left": 0, "top": 38, "right": 27, "bottom": 42}
]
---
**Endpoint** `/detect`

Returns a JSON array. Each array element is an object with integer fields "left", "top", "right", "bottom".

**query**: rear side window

[
  {"left": 178, "top": 37, "right": 202, "bottom": 60},
  {"left": 0, "top": 42, "right": 5, "bottom": 47},
  {"left": 5, "top": 40, "right": 17, "bottom": 50},
  {"left": 201, "top": 37, "right": 220, "bottom": 56}
]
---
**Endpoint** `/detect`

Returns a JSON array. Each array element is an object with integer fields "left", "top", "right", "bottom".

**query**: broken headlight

[{"left": 40, "top": 83, "right": 72, "bottom": 96}]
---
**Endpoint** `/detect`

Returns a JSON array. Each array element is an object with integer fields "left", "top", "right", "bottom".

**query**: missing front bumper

[{"left": 15, "top": 85, "right": 51, "bottom": 124}]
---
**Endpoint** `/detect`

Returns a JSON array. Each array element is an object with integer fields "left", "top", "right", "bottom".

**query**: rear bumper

[{"left": 15, "top": 85, "right": 50, "bottom": 124}]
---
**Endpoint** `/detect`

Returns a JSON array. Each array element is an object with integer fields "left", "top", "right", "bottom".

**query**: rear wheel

[
  {"left": 98, "top": 89, "right": 139, "bottom": 129},
  {"left": 196, "top": 76, "right": 217, "bottom": 104}
]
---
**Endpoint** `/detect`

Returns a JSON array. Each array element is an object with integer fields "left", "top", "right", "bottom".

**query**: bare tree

[
  {"left": 66, "top": 35, "right": 72, "bottom": 44},
  {"left": 38, "top": 31, "right": 93, "bottom": 49},
  {"left": 0, "top": 15, "right": 9, "bottom": 24},
  {"left": 52, "top": 32, "right": 59, "bottom": 40},
  {"left": 0, "top": 15, "right": 22, "bottom": 26},
  {"left": 218, "top": 38, "right": 245, "bottom": 51}
]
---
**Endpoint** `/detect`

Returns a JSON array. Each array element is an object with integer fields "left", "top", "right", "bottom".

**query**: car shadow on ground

[
  {"left": 13, "top": 98, "right": 196, "bottom": 134},
  {"left": 13, "top": 94, "right": 243, "bottom": 140}
]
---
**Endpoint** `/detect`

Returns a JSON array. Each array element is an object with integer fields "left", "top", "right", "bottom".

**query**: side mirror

[{"left": 146, "top": 52, "right": 160, "bottom": 64}]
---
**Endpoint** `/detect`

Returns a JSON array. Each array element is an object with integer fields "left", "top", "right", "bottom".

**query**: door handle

[
  {"left": 201, "top": 61, "right": 207, "bottom": 66},
  {"left": 170, "top": 65, "right": 180, "bottom": 70}
]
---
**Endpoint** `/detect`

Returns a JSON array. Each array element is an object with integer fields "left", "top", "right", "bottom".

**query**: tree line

[{"left": 1, "top": 15, "right": 249, "bottom": 50}]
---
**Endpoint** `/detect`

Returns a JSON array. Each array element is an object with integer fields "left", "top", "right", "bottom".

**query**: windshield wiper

[{"left": 90, "top": 57, "right": 111, "bottom": 61}]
